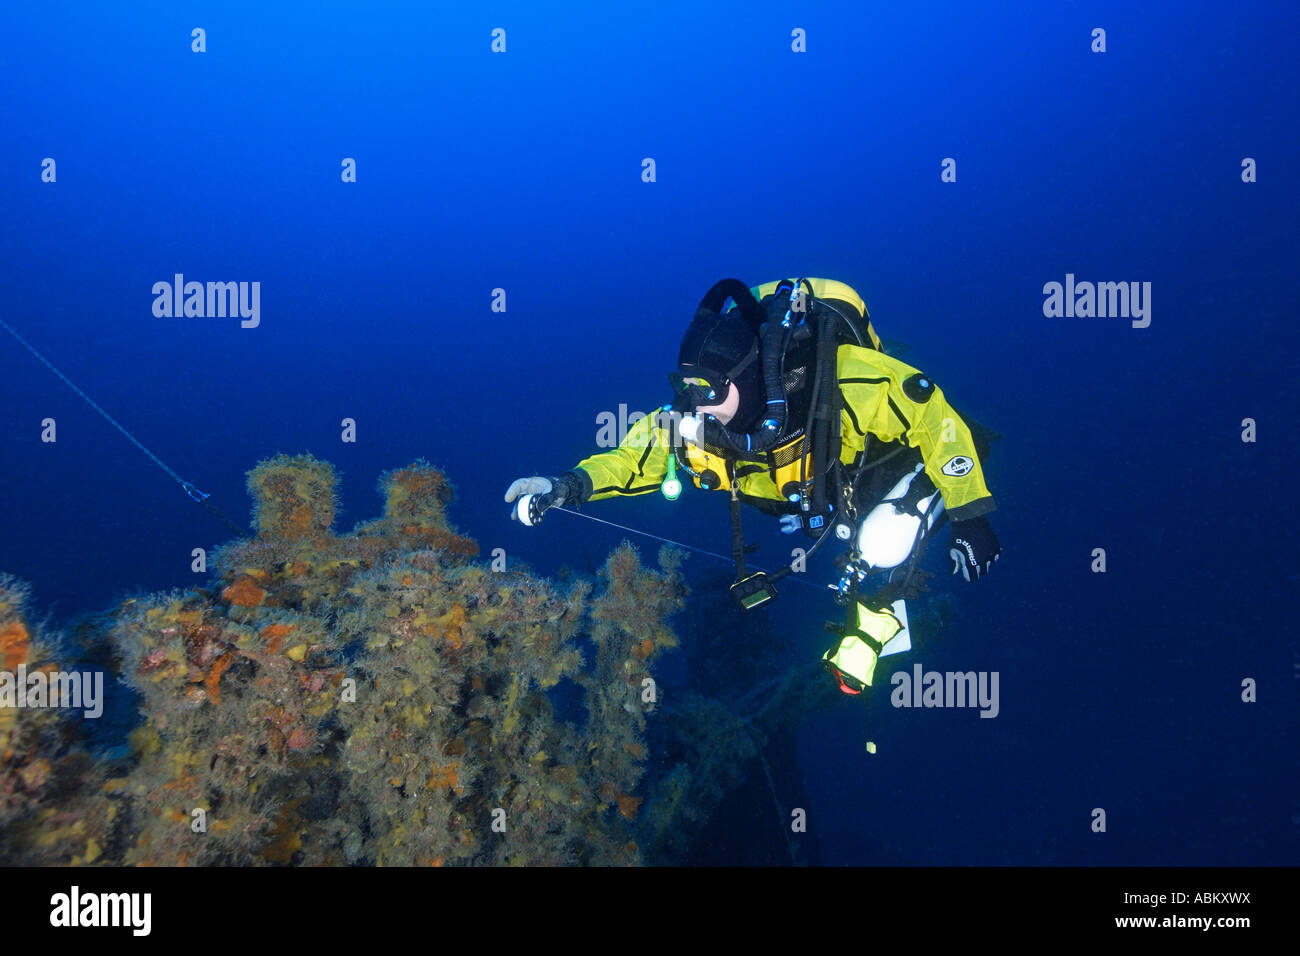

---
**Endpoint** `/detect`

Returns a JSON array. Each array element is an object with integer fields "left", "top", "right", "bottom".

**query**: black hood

[{"left": 677, "top": 311, "right": 765, "bottom": 432}]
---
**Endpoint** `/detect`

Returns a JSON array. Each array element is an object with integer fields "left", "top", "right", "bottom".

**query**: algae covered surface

[{"left": 1, "top": 454, "right": 817, "bottom": 866}]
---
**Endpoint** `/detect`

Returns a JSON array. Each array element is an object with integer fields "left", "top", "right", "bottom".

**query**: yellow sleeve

[
  {"left": 573, "top": 409, "right": 671, "bottom": 501},
  {"left": 836, "top": 346, "right": 995, "bottom": 520}
]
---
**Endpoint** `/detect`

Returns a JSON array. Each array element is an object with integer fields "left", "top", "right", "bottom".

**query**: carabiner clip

[{"left": 181, "top": 480, "right": 211, "bottom": 503}]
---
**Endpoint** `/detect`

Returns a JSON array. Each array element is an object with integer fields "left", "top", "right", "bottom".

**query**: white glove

[{"left": 504, "top": 476, "right": 553, "bottom": 503}]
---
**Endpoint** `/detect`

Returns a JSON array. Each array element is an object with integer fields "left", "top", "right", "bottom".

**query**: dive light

[
  {"left": 661, "top": 453, "right": 681, "bottom": 500},
  {"left": 658, "top": 405, "right": 682, "bottom": 500}
]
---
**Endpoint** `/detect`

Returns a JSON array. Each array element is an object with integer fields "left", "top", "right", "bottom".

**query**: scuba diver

[{"left": 505, "top": 278, "right": 1000, "bottom": 696}]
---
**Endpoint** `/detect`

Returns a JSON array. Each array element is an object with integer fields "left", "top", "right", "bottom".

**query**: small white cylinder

[{"left": 856, "top": 464, "right": 946, "bottom": 569}]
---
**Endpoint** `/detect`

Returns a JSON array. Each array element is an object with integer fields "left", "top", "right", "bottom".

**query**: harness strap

[
  {"left": 840, "top": 625, "right": 884, "bottom": 656},
  {"left": 728, "top": 462, "right": 747, "bottom": 578}
]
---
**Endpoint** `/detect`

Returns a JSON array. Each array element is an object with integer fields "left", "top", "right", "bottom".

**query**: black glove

[
  {"left": 504, "top": 472, "right": 589, "bottom": 525},
  {"left": 948, "top": 515, "right": 1000, "bottom": 582}
]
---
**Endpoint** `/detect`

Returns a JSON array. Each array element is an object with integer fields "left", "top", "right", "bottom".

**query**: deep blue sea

[{"left": 1, "top": 1, "right": 1296, "bottom": 865}]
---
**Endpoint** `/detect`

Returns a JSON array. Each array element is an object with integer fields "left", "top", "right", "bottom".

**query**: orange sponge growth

[
  {"left": 222, "top": 577, "right": 266, "bottom": 608},
  {"left": 435, "top": 605, "right": 466, "bottom": 650},
  {"left": 426, "top": 762, "right": 460, "bottom": 791},
  {"left": 0, "top": 579, "right": 31, "bottom": 670},
  {"left": 247, "top": 453, "right": 337, "bottom": 541},
  {"left": 381, "top": 461, "right": 453, "bottom": 528},
  {"left": 0, "top": 621, "right": 28, "bottom": 670},
  {"left": 377, "top": 461, "right": 478, "bottom": 557},
  {"left": 205, "top": 652, "right": 234, "bottom": 705},
  {"left": 616, "top": 793, "right": 643, "bottom": 820},
  {"left": 0, "top": 575, "right": 112, "bottom": 866}
]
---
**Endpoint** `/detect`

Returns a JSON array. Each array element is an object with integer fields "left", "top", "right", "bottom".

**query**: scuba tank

[{"left": 855, "top": 462, "right": 946, "bottom": 570}]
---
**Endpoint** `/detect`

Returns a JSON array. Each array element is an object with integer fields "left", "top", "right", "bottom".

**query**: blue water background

[{"left": 1, "top": 1, "right": 1296, "bottom": 864}]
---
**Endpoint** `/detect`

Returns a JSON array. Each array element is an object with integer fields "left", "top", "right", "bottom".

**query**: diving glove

[
  {"left": 505, "top": 471, "right": 589, "bottom": 526},
  {"left": 948, "top": 515, "right": 1001, "bottom": 582}
]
